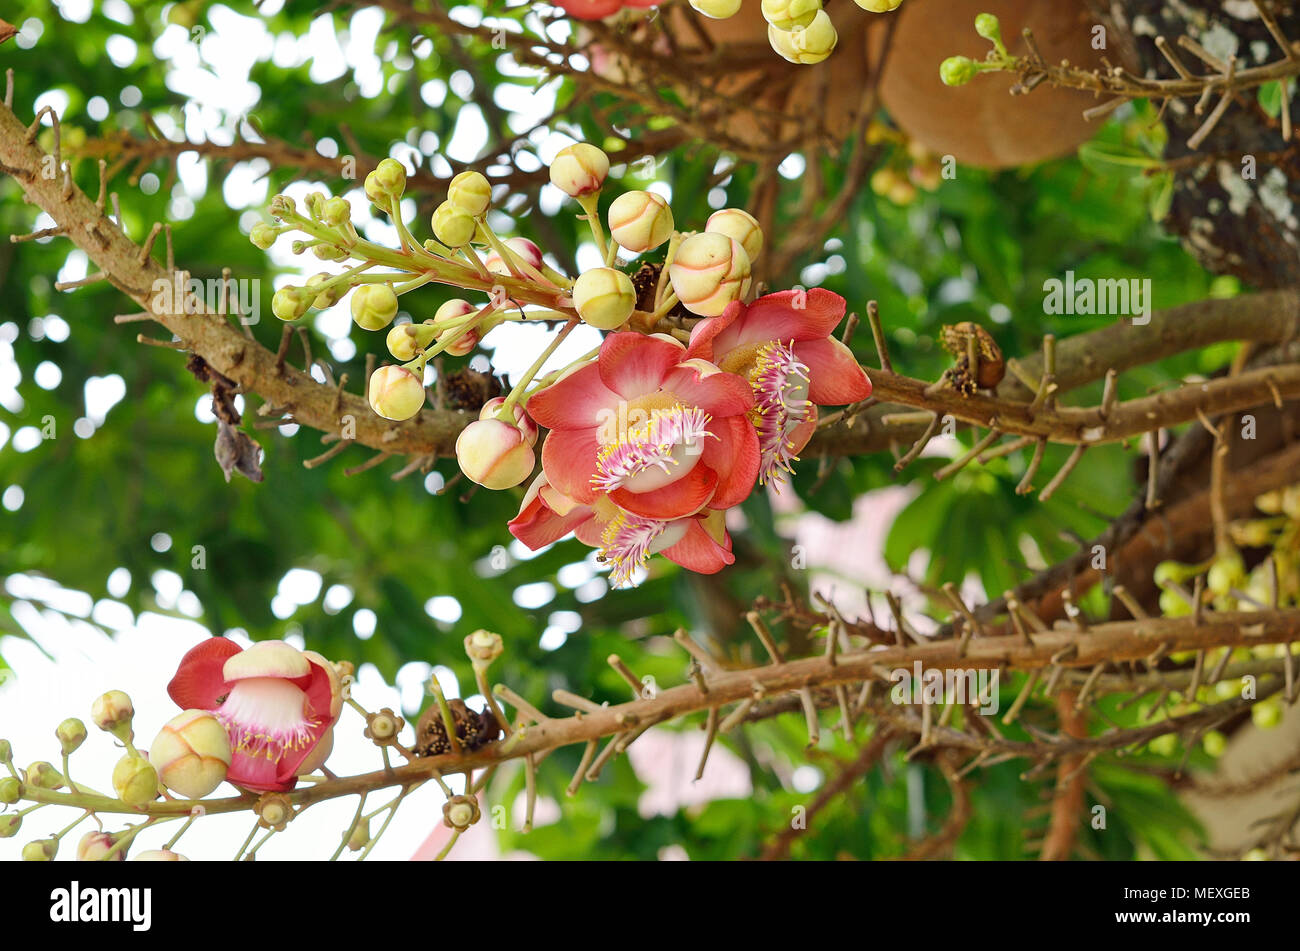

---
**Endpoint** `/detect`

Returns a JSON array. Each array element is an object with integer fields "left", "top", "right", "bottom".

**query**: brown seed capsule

[
  {"left": 940, "top": 322, "right": 1005, "bottom": 393},
  {"left": 413, "top": 700, "right": 501, "bottom": 757}
]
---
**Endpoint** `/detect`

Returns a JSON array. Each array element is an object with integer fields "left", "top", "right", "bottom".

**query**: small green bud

[
  {"left": 272, "top": 286, "right": 311, "bottom": 322},
  {"left": 307, "top": 272, "right": 344, "bottom": 310},
  {"left": 347, "top": 818, "right": 371, "bottom": 852},
  {"left": 23, "top": 838, "right": 57, "bottom": 861},
  {"left": 939, "top": 56, "right": 979, "bottom": 87},
  {"left": 974, "top": 13, "right": 1003, "bottom": 46},
  {"left": 431, "top": 201, "right": 476, "bottom": 248},
  {"left": 0, "top": 739, "right": 11, "bottom": 763},
  {"left": 112, "top": 754, "right": 159, "bottom": 809},
  {"left": 249, "top": 223, "right": 278, "bottom": 250},
  {"left": 56, "top": 718, "right": 87, "bottom": 755},
  {"left": 385, "top": 321, "right": 438, "bottom": 361},
  {"left": 447, "top": 170, "right": 492, "bottom": 217},
  {"left": 0, "top": 814, "right": 20, "bottom": 838},
  {"left": 365, "top": 158, "right": 407, "bottom": 203},
  {"left": 312, "top": 243, "right": 349, "bottom": 262},
  {"left": 91, "top": 690, "right": 134, "bottom": 740},
  {"left": 304, "top": 191, "right": 327, "bottom": 218},
  {"left": 350, "top": 284, "right": 400, "bottom": 332},
  {"left": 0, "top": 776, "right": 23, "bottom": 804},
  {"left": 26, "top": 761, "right": 63, "bottom": 790},
  {"left": 1159, "top": 589, "right": 1191, "bottom": 618},
  {"left": 1207, "top": 550, "right": 1246, "bottom": 597},
  {"left": 321, "top": 196, "right": 351, "bottom": 227},
  {"left": 269, "top": 194, "right": 297, "bottom": 220}
]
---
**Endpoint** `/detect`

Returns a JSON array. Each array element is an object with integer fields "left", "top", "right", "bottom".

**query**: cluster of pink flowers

[{"left": 509, "top": 288, "right": 871, "bottom": 585}]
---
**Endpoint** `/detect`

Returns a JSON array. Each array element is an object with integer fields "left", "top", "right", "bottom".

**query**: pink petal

[
  {"left": 540, "top": 427, "right": 603, "bottom": 505},
  {"left": 662, "top": 519, "right": 734, "bottom": 574},
  {"left": 597, "top": 332, "right": 684, "bottom": 400},
  {"left": 702, "top": 415, "right": 760, "bottom": 510},
  {"left": 610, "top": 465, "right": 717, "bottom": 520},
  {"left": 526, "top": 363, "right": 620, "bottom": 431},
  {"left": 794, "top": 337, "right": 873, "bottom": 405},
  {"left": 167, "top": 637, "right": 240, "bottom": 710},
  {"left": 725, "top": 289, "right": 847, "bottom": 351},
  {"left": 662, "top": 360, "right": 754, "bottom": 418},
  {"left": 509, "top": 487, "right": 594, "bottom": 549},
  {"left": 683, "top": 301, "right": 743, "bottom": 362}
]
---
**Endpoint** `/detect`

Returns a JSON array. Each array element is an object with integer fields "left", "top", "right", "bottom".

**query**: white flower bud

[
  {"left": 573, "top": 267, "right": 637, "bottom": 329},
  {"left": 608, "top": 190, "right": 674, "bottom": 253},
  {"left": 769, "top": 11, "right": 838, "bottom": 65},
  {"left": 350, "top": 284, "right": 400, "bottom": 331},
  {"left": 432, "top": 201, "right": 477, "bottom": 248},
  {"left": 668, "top": 232, "right": 752, "bottom": 316},
  {"left": 368, "top": 366, "right": 426, "bottom": 421},
  {"left": 705, "top": 208, "right": 763, "bottom": 262},
  {"left": 548, "top": 143, "right": 609, "bottom": 198},
  {"left": 448, "top": 170, "right": 492, "bottom": 217},
  {"left": 761, "top": 0, "right": 820, "bottom": 30}
]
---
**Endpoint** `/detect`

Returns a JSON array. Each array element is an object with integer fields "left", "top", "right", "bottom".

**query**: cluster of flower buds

[
  {"left": 866, "top": 123, "right": 944, "bottom": 206},
  {"left": 940, "top": 13, "right": 1011, "bottom": 87},
  {"left": 249, "top": 138, "right": 873, "bottom": 586}
]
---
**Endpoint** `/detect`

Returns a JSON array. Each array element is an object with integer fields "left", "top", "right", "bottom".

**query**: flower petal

[
  {"left": 662, "top": 359, "right": 755, "bottom": 418},
  {"left": 167, "top": 637, "right": 240, "bottom": 710},
  {"left": 610, "top": 464, "right": 717, "bottom": 520},
  {"left": 725, "top": 289, "right": 847, "bottom": 350},
  {"left": 794, "top": 337, "right": 873, "bottom": 405},
  {"left": 509, "top": 483, "right": 594, "bottom": 549},
  {"left": 661, "top": 519, "right": 734, "bottom": 574},
  {"left": 540, "top": 426, "right": 603, "bottom": 504},
  {"left": 702, "top": 415, "right": 760, "bottom": 510},
  {"left": 526, "top": 362, "right": 620, "bottom": 431},
  {"left": 683, "top": 300, "right": 743, "bottom": 362},
  {"left": 597, "top": 332, "right": 685, "bottom": 400}
]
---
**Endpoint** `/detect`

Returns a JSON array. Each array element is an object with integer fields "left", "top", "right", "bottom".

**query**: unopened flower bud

[
  {"left": 456, "top": 419, "right": 536, "bottom": 490},
  {"left": 705, "top": 208, "right": 763, "bottom": 262},
  {"left": 854, "top": 0, "right": 901, "bottom": 11},
  {"left": 975, "top": 12, "right": 1003, "bottom": 45},
  {"left": 0, "top": 814, "right": 20, "bottom": 838},
  {"left": 56, "top": 718, "right": 87, "bottom": 756},
  {"left": 690, "top": 0, "right": 743, "bottom": 19},
  {"left": 249, "top": 223, "right": 278, "bottom": 250},
  {"left": 479, "top": 397, "right": 538, "bottom": 447},
  {"left": 27, "top": 761, "right": 63, "bottom": 790},
  {"left": 77, "top": 830, "right": 125, "bottom": 862},
  {"left": 549, "top": 143, "right": 609, "bottom": 198},
  {"left": 0, "top": 776, "right": 22, "bottom": 804},
  {"left": 321, "top": 196, "right": 351, "bottom": 227},
  {"left": 608, "top": 190, "right": 674, "bottom": 253},
  {"left": 91, "top": 690, "right": 134, "bottom": 739},
  {"left": 149, "top": 710, "right": 231, "bottom": 800},
  {"left": 23, "top": 838, "right": 57, "bottom": 861},
  {"left": 573, "top": 267, "right": 636, "bottom": 329},
  {"left": 272, "top": 286, "right": 311, "bottom": 322},
  {"left": 112, "top": 754, "right": 159, "bottom": 809},
  {"left": 350, "top": 284, "right": 400, "bottom": 331},
  {"left": 464, "top": 629, "right": 504, "bottom": 667},
  {"left": 432, "top": 201, "right": 477, "bottom": 248},
  {"left": 1158, "top": 588, "right": 1191, "bottom": 618},
  {"left": 440, "top": 326, "right": 480, "bottom": 357},
  {"left": 940, "top": 56, "right": 979, "bottom": 87},
  {"left": 448, "top": 170, "right": 492, "bottom": 217},
  {"left": 668, "top": 232, "right": 752, "bottom": 316},
  {"left": 484, "top": 237, "right": 545, "bottom": 276},
  {"left": 0, "top": 739, "right": 11, "bottom": 763},
  {"left": 307, "top": 272, "right": 344, "bottom": 310},
  {"left": 365, "top": 158, "right": 407, "bottom": 203},
  {"left": 761, "top": 0, "right": 819, "bottom": 31},
  {"left": 347, "top": 819, "right": 371, "bottom": 852},
  {"left": 368, "top": 365, "right": 426, "bottom": 421},
  {"left": 133, "top": 849, "right": 189, "bottom": 861},
  {"left": 313, "top": 243, "right": 349, "bottom": 262},
  {"left": 386, "top": 321, "right": 438, "bottom": 361},
  {"left": 1208, "top": 550, "right": 1246, "bottom": 597},
  {"left": 269, "top": 194, "right": 296, "bottom": 220},
  {"left": 768, "top": 11, "right": 837, "bottom": 64}
]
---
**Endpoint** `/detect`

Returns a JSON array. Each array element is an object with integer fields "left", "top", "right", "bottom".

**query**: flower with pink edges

[
  {"left": 557, "top": 0, "right": 660, "bottom": 22},
  {"left": 684, "top": 288, "right": 872, "bottom": 485},
  {"left": 167, "top": 638, "right": 343, "bottom": 793},
  {"left": 526, "top": 332, "right": 760, "bottom": 522}
]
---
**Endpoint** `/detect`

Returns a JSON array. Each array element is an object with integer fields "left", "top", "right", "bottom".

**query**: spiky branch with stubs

[{"left": 4, "top": 0, "right": 1300, "bottom": 859}]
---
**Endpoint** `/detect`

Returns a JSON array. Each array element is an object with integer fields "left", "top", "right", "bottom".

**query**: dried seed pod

[
  {"left": 413, "top": 699, "right": 501, "bottom": 757},
  {"left": 940, "top": 321, "right": 1005, "bottom": 394}
]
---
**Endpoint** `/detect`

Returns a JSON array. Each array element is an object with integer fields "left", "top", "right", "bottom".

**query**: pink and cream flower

[
  {"left": 167, "top": 638, "right": 343, "bottom": 793},
  {"left": 685, "top": 289, "right": 872, "bottom": 485},
  {"left": 526, "top": 332, "right": 760, "bottom": 521},
  {"left": 508, "top": 474, "right": 734, "bottom": 586}
]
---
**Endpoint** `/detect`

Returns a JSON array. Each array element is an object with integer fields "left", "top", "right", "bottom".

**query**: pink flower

[
  {"left": 527, "top": 332, "right": 759, "bottom": 521},
  {"left": 557, "top": 0, "right": 636, "bottom": 18},
  {"left": 685, "top": 289, "right": 872, "bottom": 485},
  {"left": 167, "top": 638, "right": 343, "bottom": 793},
  {"left": 508, "top": 474, "right": 734, "bottom": 586}
]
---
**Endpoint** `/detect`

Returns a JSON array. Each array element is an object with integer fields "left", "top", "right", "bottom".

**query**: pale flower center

[
  {"left": 592, "top": 404, "right": 714, "bottom": 494},
  {"left": 217, "top": 677, "right": 317, "bottom": 761},
  {"left": 748, "top": 340, "right": 812, "bottom": 488},
  {"left": 599, "top": 512, "right": 689, "bottom": 587}
]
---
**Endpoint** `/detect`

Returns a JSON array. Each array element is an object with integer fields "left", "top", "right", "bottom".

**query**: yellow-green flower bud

[
  {"left": 365, "top": 158, "right": 407, "bottom": 203},
  {"left": 940, "top": 56, "right": 979, "bottom": 87},
  {"left": 448, "top": 170, "right": 492, "bottom": 217},
  {"left": 1208, "top": 550, "right": 1246, "bottom": 596},
  {"left": 26, "top": 761, "right": 63, "bottom": 790},
  {"left": 1253, "top": 697, "right": 1283, "bottom": 730},
  {"left": 307, "top": 272, "right": 344, "bottom": 310},
  {"left": 975, "top": 13, "right": 1003, "bottom": 45},
  {"left": 705, "top": 208, "right": 763, "bottom": 262},
  {"left": 312, "top": 243, "right": 349, "bottom": 262},
  {"left": 768, "top": 11, "right": 837, "bottom": 64},
  {"left": 149, "top": 710, "right": 231, "bottom": 800},
  {"left": 23, "top": 838, "right": 57, "bottom": 861},
  {"left": 548, "top": 143, "right": 609, "bottom": 198},
  {"left": 761, "top": 0, "right": 820, "bottom": 31},
  {"left": 386, "top": 321, "right": 439, "bottom": 361},
  {"left": 272, "top": 286, "right": 311, "bottom": 322},
  {"left": 0, "top": 814, "right": 20, "bottom": 838},
  {"left": 608, "top": 190, "right": 674, "bottom": 253},
  {"left": 112, "top": 753, "right": 159, "bottom": 809},
  {"left": 572, "top": 267, "right": 636, "bottom": 330},
  {"left": 854, "top": 0, "right": 901, "bottom": 11},
  {"left": 91, "top": 690, "right": 134, "bottom": 739},
  {"left": 0, "top": 739, "right": 10, "bottom": 763},
  {"left": 690, "top": 0, "right": 743, "bottom": 18},
  {"left": 432, "top": 201, "right": 477, "bottom": 248},
  {"left": 249, "top": 223, "right": 278, "bottom": 250},
  {"left": 56, "top": 718, "right": 87, "bottom": 755},
  {"left": 1159, "top": 589, "right": 1191, "bottom": 618},
  {"left": 269, "top": 194, "right": 296, "bottom": 220},
  {"left": 77, "top": 830, "right": 125, "bottom": 862},
  {"left": 350, "top": 284, "right": 400, "bottom": 331},
  {"left": 0, "top": 776, "right": 22, "bottom": 804},
  {"left": 368, "top": 365, "right": 426, "bottom": 421},
  {"left": 668, "top": 232, "right": 752, "bottom": 316},
  {"left": 347, "top": 819, "right": 371, "bottom": 852},
  {"left": 321, "top": 196, "right": 351, "bottom": 227}
]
